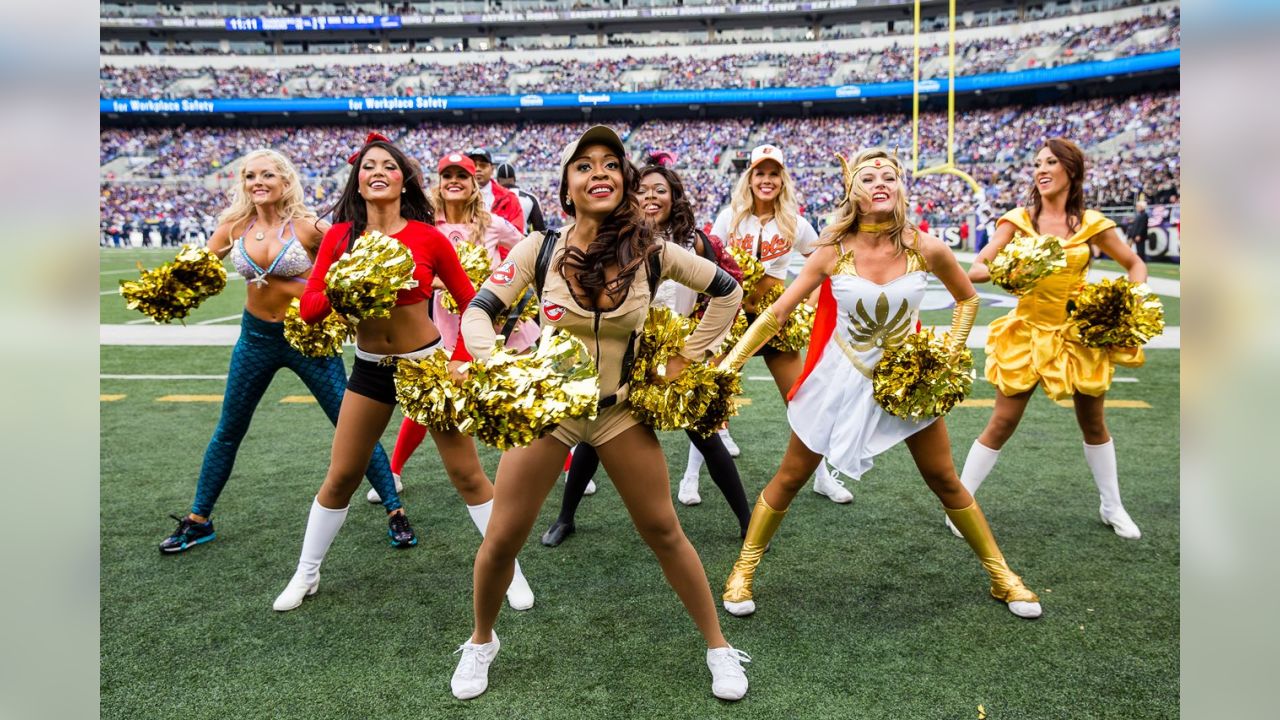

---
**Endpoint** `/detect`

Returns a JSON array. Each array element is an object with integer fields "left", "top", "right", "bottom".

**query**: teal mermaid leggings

[{"left": 190, "top": 310, "right": 401, "bottom": 517}]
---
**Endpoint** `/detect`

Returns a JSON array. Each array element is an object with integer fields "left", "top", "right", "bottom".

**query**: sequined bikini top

[{"left": 231, "top": 219, "right": 312, "bottom": 287}]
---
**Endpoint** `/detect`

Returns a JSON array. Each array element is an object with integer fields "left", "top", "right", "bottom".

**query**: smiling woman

[
  {"left": 272, "top": 134, "right": 536, "bottom": 614},
  {"left": 451, "top": 125, "right": 750, "bottom": 702},
  {"left": 155, "top": 147, "right": 413, "bottom": 557}
]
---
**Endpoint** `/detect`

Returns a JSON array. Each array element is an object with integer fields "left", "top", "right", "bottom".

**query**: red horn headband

[{"left": 347, "top": 131, "right": 393, "bottom": 165}]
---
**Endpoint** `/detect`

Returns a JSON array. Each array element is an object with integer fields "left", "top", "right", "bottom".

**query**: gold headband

[{"left": 836, "top": 153, "right": 903, "bottom": 199}]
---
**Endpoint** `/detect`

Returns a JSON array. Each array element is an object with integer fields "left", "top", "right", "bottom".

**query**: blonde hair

[
  {"left": 821, "top": 148, "right": 915, "bottom": 254},
  {"left": 728, "top": 159, "right": 799, "bottom": 248},
  {"left": 431, "top": 174, "right": 491, "bottom": 249},
  {"left": 218, "top": 149, "right": 316, "bottom": 230}
]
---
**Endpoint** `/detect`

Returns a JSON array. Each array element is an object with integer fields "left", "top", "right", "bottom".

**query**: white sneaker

[
  {"left": 718, "top": 429, "right": 741, "bottom": 458},
  {"left": 451, "top": 633, "right": 500, "bottom": 700},
  {"left": 1008, "top": 600, "right": 1043, "bottom": 619},
  {"left": 813, "top": 465, "right": 853, "bottom": 504},
  {"left": 1100, "top": 504, "right": 1142, "bottom": 540},
  {"left": 506, "top": 569, "right": 535, "bottom": 611},
  {"left": 272, "top": 572, "right": 319, "bottom": 612},
  {"left": 678, "top": 474, "right": 701, "bottom": 506},
  {"left": 367, "top": 473, "right": 405, "bottom": 504},
  {"left": 706, "top": 646, "right": 750, "bottom": 700},
  {"left": 722, "top": 598, "right": 756, "bottom": 617},
  {"left": 584, "top": 479, "right": 597, "bottom": 496}
]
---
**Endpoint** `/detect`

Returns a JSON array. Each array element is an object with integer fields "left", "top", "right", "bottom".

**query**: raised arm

[{"left": 656, "top": 242, "right": 743, "bottom": 362}]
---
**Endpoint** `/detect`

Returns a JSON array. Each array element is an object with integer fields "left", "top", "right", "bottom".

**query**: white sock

[
  {"left": 683, "top": 442, "right": 705, "bottom": 480},
  {"left": 959, "top": 440, "right": 1001, "bottom": 496},
  {"left": 717, "top": 428, "right": 732, "bottom": 442},
  {"left": 467, "top": 499, "right": 528, "bottom": 587},
  {"left": 295, "top": 497, "right": 348, "bottom": 584},
  {"left": 1083, "top": 439, "right": 1125, "bottom": 514},
  {"left": 815, "top": 459, "right": 833, "bottom": 483}
]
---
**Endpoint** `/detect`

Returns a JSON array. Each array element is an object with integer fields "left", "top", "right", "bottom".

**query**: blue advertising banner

[{"left": 101, "top": 50, "right": 1179, "bottom": 115}]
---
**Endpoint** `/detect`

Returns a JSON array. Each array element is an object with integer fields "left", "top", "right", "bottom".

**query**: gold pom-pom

[
  {"left": 440, "top": 241, "right": 492, "bottom": 314},
  {"left": 988, "top": 232, "right": 1067, "bottom": 295},
  {"left": 727, "top": 246, "right": 765, "bottom": 296},
  {"left": 752, "top": 283, "right": 813, "bottom": 352},
  {"left": 325, "top": 230, "right": 418, "bottom": 320},
  {"left": 627, "top": 308, "right": 742, "bottom": 434},
  {"left": 717, "top": 311, "right": 749, "bottom": 355},
  {"left": 515, "top": 291, "right": 540, "bottom": 324},
  {"left": 1069, "top": 278, "right": 1165, "bottom": 348},
  {"left": 119, "top": 244, "right": 227, "bottom": 323},
  {"left": 283, "top": 298, "right": 353, "bottom": 357},
  {"left": 466, "top": 328, "right": 600, "bottom": 450},
  {"left": 394, "top": 350, "right": 471, "bottom": 433},
  {"left": 872, "top": 329, "right": 974, "bottom": 421}
]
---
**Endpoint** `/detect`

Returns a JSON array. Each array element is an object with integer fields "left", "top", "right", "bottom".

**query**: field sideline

[{"left": 100, "top": 249, "right": 1179, "bottom": 719}]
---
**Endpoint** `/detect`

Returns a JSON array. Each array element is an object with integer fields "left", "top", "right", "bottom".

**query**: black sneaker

[
  {"left": 540, "top": 520, "right": 575, "bottom": 548},
  {"left": 388, "top": 512, "right": 418, "bottom": 548},
  {"left": 159, "top": 514, "right": 215, "bottom": 554}
]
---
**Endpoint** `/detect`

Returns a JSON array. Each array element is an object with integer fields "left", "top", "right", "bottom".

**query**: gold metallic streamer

[
  {"left": 988, "top": 232, "right": 1067, "bottom": 295},
  {"left": 629, "top": 308, "right": 741, "bottom": 434},
  {"left": 440, "top": 241, "right": 492, "bottom": 314},
  {"left": 1069, "top": 278, "right": 1165, "bottom": 348},
  {"left": 119, "top": 244, "right": 227, "bottom": 324},
  {"left": 466, "top": 328, "right": 600, "bottom": 450},
  {"left": 727, "top": 246, "right": 766, "bottom": 297},
  {"left": 872, "top": 328, "right": 974, "bottom": 420},
  {"left": 324, "top": 230, "right": 418, "bottom": 321},
  {"left": 283, "top": 298, "right": 353, "bottom": 357},
  {"left": 394, "top": 350, "right": 471, "bottom": 433}
]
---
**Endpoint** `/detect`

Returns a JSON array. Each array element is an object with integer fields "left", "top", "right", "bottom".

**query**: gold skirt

[{"left": 984, "top": 312, "right": 1144, "bottom": 400}]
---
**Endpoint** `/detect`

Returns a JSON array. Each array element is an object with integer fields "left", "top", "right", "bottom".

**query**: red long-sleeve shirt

[{"left": 301, "top": 220, "right": 475, "bottom": 361}]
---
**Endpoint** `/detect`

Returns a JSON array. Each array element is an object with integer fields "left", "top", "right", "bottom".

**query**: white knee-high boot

[
  {"left": 1084, "top": 439, "right": 1141, "bottom": 539},
  {"left": 947, "top": 440, "right": 1002, "bottom": 537},
  {"left": 468, "top": 499, "right": 535, "bottom": 610},
  {"left": 274, "top": 497, "right": 348, "bottom": 611}
]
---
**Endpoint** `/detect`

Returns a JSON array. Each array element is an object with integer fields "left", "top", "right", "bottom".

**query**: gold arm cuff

[
  {"left": 948, "top": 295, "right": 980, "bottom": 353},
  {"left": 718, "top": 309, "right": 780, "bottom": 373}
]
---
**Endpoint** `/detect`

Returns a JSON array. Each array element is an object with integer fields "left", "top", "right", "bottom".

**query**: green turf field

[{"left": 101, "top": 249, "right": 1179, "bottom": 719}]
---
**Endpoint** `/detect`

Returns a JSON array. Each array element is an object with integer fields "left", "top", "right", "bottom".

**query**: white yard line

[{"left": 195, "top": 314, "right": 243, "bottom": 326}]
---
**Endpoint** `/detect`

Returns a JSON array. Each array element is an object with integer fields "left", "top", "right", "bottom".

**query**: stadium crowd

[
  {"left": 100, "top": 9, "right": 1178, "bottom": 99},
  {"left": 100, "top": 90, "right": 1178, "bottom": 243}
]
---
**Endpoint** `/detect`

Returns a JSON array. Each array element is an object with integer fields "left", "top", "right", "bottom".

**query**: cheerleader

[
  {"left": 157, "top": 149, "right": 413, "bottom": 554},
  {"left": 719, "top": 149, "right": 1042, "bottom": 620},
  {"left": 539, "top": 162, "right": 752, "bottom": 547},
  {"left": 371, "top": 151, "right": 539, "bottom": 505},
  {"left": 270, "top": 134, "right": 534, "bottom": 612},
  {"left": 953, "top": 138, "right": 1147, "bottom": 540},
  {"left": 450, "top": 126, "right": 750, "bottom": 701},
  {"left": 704, "top": 144, "right": 852, "bottom": 504}
]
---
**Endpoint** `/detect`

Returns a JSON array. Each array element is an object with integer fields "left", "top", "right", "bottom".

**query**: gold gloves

[
  {"left": 947, "top": 295, "right": 980, "bottom": 354},
  {"left": 718, "top": 309, "right": 780, "bottom": 373}
]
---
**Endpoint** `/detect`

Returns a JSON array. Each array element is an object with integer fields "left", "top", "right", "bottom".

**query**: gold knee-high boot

[
  {"left": 944, "top": 501, "right": 1041, "bottom": 616},
  {"left": 722, "top": 494, "right": 788, "bottom": 616}
]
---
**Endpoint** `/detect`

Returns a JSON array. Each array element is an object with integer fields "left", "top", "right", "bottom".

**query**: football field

[{"left": 101, "top": 248, "right": 1179, "bottom": 719}]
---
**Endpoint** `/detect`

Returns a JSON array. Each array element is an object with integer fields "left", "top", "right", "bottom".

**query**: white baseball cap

[{"left": 748, "top": 144, "right": 786, "bottom": 171}]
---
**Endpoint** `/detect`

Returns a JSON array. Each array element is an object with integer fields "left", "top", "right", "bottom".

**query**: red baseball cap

[{"left": 437, "top": 152, "right": 477, "bottom": 176}]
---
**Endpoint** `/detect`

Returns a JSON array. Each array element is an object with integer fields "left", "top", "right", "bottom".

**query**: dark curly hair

[
  {"left": 638, "top": 164, "right": 698, "bottom": 250},
  {"left": 557, "top": 152, "right": 659, "bottom": 308},
  {"left": 326, "top": 140, "right": 434, "bottom": 251}
]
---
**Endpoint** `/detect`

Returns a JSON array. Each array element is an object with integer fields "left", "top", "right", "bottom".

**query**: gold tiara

[{"left": 836, "top": 152, "right": 904, "bottom": 198}]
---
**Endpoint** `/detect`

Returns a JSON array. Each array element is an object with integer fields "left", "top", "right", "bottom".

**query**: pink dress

[{"left": 432, "top": 217, "right": 540, "bottom": 353}]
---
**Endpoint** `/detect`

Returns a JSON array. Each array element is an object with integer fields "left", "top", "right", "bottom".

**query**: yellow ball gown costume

[{"left": 985, "top": 207, "right": 1143, "bottom": 400}]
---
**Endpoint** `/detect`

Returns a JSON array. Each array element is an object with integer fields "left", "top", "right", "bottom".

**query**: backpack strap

[{"left": 533, "top": 229, "right": 560, "bottom": 297}]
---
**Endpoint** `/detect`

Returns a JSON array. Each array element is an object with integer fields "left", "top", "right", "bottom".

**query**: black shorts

[{"left": 346, "top": 339, "right": 443, "bottom": 405}]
